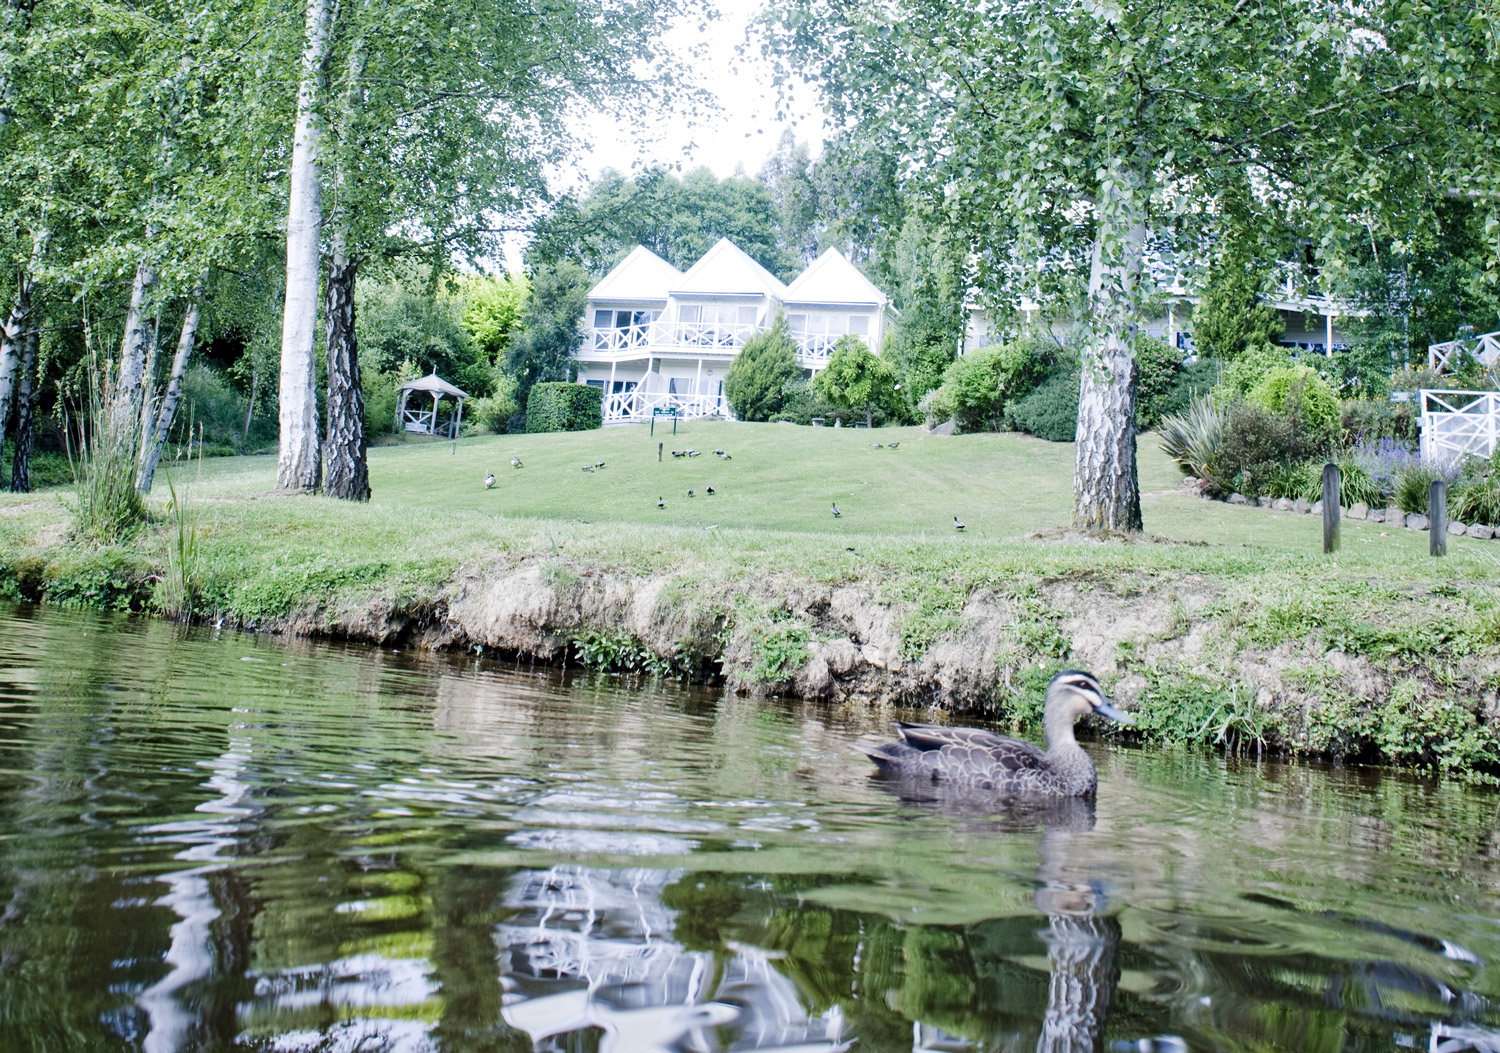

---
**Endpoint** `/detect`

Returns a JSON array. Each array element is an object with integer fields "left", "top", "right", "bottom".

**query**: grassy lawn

[{"left": 4, "top": 420, "right": 1499, "bottom": 775}]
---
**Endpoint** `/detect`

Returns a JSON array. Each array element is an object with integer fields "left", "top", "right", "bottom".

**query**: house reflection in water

[{"left": 497, "top": 863, "right": 853, "bottom": 1052}]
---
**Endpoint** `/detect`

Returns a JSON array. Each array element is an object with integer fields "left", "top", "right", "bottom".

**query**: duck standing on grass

[
  {"left": 854, "top": 670, "right": 1133, "bottom": 797},
  {"left": 483, "top": 471, "right": 495, "bottom": 490}
]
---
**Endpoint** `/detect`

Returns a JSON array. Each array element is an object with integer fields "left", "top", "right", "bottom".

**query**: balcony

[{"left": 602, "top": 387, "right": 730, "bottom": 424}]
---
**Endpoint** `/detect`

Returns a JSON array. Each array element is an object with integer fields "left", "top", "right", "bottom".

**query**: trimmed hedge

[{"left": 525, "top": 382, "right": 602, "bottom": 433}]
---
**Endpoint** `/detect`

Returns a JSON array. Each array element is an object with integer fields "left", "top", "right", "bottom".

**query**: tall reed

[{"left": 66, "top": 352, "right": 146, "bottom": 543}]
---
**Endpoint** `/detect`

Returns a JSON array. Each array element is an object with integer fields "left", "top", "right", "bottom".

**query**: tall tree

[
  {"left": 766, "top": 0, "right": 1500, "bottom": 531},
  {"left": 277, "top": 0, "right": 334, "bottom": 492}
]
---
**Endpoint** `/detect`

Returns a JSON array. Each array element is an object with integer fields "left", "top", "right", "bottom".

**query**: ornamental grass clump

[
  {"left": 68, "top": 359, "right": 146, "bottom": 544},
  {"left": 1158, "top": 394, "right": 1226, "bottom": 486},
  {"left": 1451, "top": 454, "right": 1500, "bottom": 527}
]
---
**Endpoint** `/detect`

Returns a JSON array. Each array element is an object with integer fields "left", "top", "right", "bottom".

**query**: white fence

[
  {"left": 1420, "top": 389, "right": 1500, "bottom": 467},
  {"left": 602, "top": 388, "right": 729, "bottom": 424},
  {"left": 1429, "top": 331, "right": 1500, "bottom": 374},
  {"left": 586, "top": 324, "right": 868, "bottom": 368}
]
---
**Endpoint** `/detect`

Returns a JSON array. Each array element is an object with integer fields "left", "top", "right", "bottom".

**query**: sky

[{"left": 570, "top": 0, "right": 829, "bottom": 183}]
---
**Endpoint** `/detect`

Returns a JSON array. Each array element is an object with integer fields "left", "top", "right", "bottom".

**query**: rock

[
  {"left": 1311, "top": 500, "right": 1324, "bottom": 515},
  {"left": 1386, "top": 506, "right": 1403, "bottom": 526},
  {"left": 1228, "top": 493, "right": 1249, "bottom": 505},
  {"left": 819, "top": 638, "right": 859, "bottom": 676},
  {"left": 1406, "top": 513, "right": 1429, "bottom": 531},
  {"left": 1467, "top": 522, "right": 1495, "bottom": 540},
  {"left": 1273, "top": 497, "right": 1293, "bottom": 511},
  {"left": 1257, "top": 495, "right": 1273, "bottom": 508},
  {"left": 1294, "top": 497, "right": 1310, "bottom": 514},
  {"left": 794, "top": 654, "right": 833, "bottom": 699},
  {"left": 1348, "top": 502, "right": 1369, "bottom": 520},
  {"left": 1367, "top": 508, "right": 1385, "bottom": 522},
  {"left": 926, "top": 419, "right": 954, "bottom": 436},
  {"left": 1449, "top": 520, "right": 1467, "bottom": 535}
]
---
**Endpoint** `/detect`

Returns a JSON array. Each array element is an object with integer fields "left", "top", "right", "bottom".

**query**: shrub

[
  {"left": 1216, "top": 401, "right": 1329, "bottom": 498},
  {"left": 177, "top": 364, "right": 250, "bottom": 450},
  {"left": 1193, "top": 255, "right": 1285, "bottom": 360},
  {"left": 1452, "top": 456, "right": 1500, "bottom": 526},
  {"left": 724, "top": 314, "right": 801, "bottom": 422},
  {"left": 1247, "top": 364, "right": 1341, "bottom": 436},
  {"left": 1143, "top": 357, "right": 1217, "bottom": 429},
  {"left": 1004, "top": 366, "right": 1079, "bottom": 442},
  {"left": 363, "top": 369, "right": 400, "bottom": 437},
  {"left": 1341, "top": 397, "right": 1417, "bottom": 445},
  {"left": 467, "top": 371, "right": 520, "bottom": 433},
  {"left": 1219, "top": 344, "right": 1293, "bottom": 403},
  {"left": 1347, "top": 436, "right": 1419, "bottom": 498},
  {"left": 935, "top": 337, "right": 1052, "bottom": 433},
  {"left": 1159, "top": 394, "right": 1227, "bottom": 484},
  {"left": 1134, "top": 337, "right": 1184, "bottom": 429},
  {"left": 811, "top": 335, "right": 898, "bottom": 428},
  {"left": 1393, "top": 461, "right": 1454, "bottom": 514},
  {"left": 1312, "top": 454, "right": 1385, "bottom": 508},
  {"left": 773, "top": 377, "right": 840, "bottom": 425},
  {"left": 70, "top": 365, "right": 146, "bottom": 543},
  {"left": 525, "top": 382, "right": 602, "bottom": 433}
]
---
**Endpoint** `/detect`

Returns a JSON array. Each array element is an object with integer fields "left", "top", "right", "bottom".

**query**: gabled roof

[
  {"left": 399, "top": 373, "right": 469, "bottom": 399},
  {"left": 784, "top": 247, "right": 887, "bottom": 306},
  {"left": 672, "top": 238, "right": 788, "bottom": 299},
  {"left": 589, "top": 246, "right": 683, "bottom": 302}
]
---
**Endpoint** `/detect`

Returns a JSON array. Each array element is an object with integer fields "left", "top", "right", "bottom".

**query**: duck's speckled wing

[{"left": 854, "top": 721, "right": 1047, "bottom": 790}]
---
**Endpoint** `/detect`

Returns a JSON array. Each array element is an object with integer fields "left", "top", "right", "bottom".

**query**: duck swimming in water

[{"left": 854, "top": 670, "right": 1133, "bottom": 797}]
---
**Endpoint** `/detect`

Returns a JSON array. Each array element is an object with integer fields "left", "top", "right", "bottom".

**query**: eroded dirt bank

[{"left": 277, "top": 551, "right": 1500, "bottom": 774}]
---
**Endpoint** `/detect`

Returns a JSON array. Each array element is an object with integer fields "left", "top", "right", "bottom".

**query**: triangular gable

[
  {"left": 589, "top": 246, "right": 683, "bottom": 302},
  {"left": 784, "top": 247, "right": 888, "bottom": 306},
  {"left": 673, "top": 238, "right": 788, "bottom": 298}
]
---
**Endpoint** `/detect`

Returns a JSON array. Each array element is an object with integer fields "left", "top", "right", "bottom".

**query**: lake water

[{"left": 2, "top": 603, "right": 1500, "bottom": 1053}]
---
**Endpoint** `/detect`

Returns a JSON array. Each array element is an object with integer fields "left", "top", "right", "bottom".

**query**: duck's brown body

[{"left": 854, "top": 671, "right": 1131, "bottom": 798}]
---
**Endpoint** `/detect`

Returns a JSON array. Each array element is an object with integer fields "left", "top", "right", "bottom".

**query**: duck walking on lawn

[
  {"left": 483, "top": 472, "right": 495, "bottom": 490},
  {"left": 854, "top": 670, "right": 1133, "bottom": 797}
]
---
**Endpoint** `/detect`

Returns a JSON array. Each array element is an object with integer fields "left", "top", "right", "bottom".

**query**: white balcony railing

[
  {"left": 584, "top": 324, "right": 870, "bottom": 366},
  {"left": 1429, "top": 331, "right": 1500, "bottom": 375},
  {"left": 592, "top": 322, "right": 653, "bottom": 351},
  {"left": 602, "top": 388, "right": 729, "bottom": 424},
  {"left": 1419, "top": 389, "right": 1500, "bottom": 467}
]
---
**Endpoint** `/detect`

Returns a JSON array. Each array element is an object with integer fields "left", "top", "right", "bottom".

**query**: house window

[
  {"left": 592, "top": 308, "right": 658, "bottom": 350},
  {"left": 678, "top": 304, "right": 758, "bottom": 346},
  {"left": 848, "top": 315, "right": 870, "bottom": 336}
]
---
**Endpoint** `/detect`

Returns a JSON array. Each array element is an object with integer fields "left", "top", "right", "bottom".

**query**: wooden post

[
  {"left": 451, "top": 396, "right": 463, "bottom": 454},
  {"left": 1430, "top": 479, "right": 1447, "bottom": 557},
  {"left": 657, "top": 441, "right": 662, "bottom": 462},
  {"left": 1322, "top": 462, "right": 1340, "bottom": 553}
]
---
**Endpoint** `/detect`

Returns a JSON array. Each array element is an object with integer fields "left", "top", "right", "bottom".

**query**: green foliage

[
  {"left": 156, "top": 476, "right": 200, "bottom": 620},
  {"left": 1319, "top": 454, "right": 1385, "bottom": 509},
  {"left": 1393, "top": 462, "right": 1447, "bottom": 515},
  {"left": 363, "top": 368, "right": 400, "bottom": 437},
  {"left": 1341, "top": 397, "right": 1417, "bottom": 445},
  {"left": 176, "top": 365, "right": 252, "bottom": 451},
  {"left": 934, "top": 338, "right": 1051, "bottom": 433},
  {"left": 1451, "top": 465, "right": 1500, "bottom": 527},
  {"left": 459, "top": 273, "right": 530, "bottom": 363},
  {"left": 1192, "top": 257, "right": 1285, "bottom": 360},
  {"left": 37, "top": 548, "right": 153, "bottom": 611},
  {"left": 1004, "top": 365, "right": 1080, "bottom": 442},
  {"left": 1159, "top": 395, "right": 1227, "bottom": 482},
  {"left": 570, "top": 628, "right": 692, "bottom": 678},
  {"left": 750, "top": 618, "right": 811, "bottom": 682},
  {"left": 725, "top": 314, "right": 802, "bottom": 422},
  {"left": 525, "top": 383, "right": 602, "bottom": 434},
  {"left": 811, "top": 336, "right": 897, "bottom": 427},
  {"left": 1144, "top": 358, "right": 1217, "bottom": 427},
  {"left": 357, "top": 278, "right": 491, "bottom": 395},
  {"left": 1218, "top": 344, "right": 1293, "bottom": 403},
  {"left": 1215, "top": 401, "right": 1330, "bottom": 498},
  {"left": 771, "top": 377, "right": 839, "bottom": 425},
  {"left": 70, "top": 369, "right": 145, "bottom": 544},
  {"left": 507, "top": 261, "right": 589, "bottom": 404},
  {"left": 1247, "top": 365, "right": 1341, "bottom": 436},
  {"left": 467, "top": 372, "right": 520, "bottom": 434}
]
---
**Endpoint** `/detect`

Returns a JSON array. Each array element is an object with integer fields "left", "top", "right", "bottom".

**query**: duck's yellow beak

[{"left": 1093, "top": 701, "right": 1135, "bottom": 725}]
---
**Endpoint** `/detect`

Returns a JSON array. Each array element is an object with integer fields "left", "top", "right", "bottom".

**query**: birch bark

[
  {"left": 275, "top": 0, "right": 333, "bottom": 491},
  {"left": 323, "top": 246, "right": 368, "bottom": 500},
  {"left": 0, "top": 275, "right": 31, "bottom": 456},
  {"left": 1072, "top": 167, "right": 1145, "bottom": 533},
  {"left": 113, "top": 261, "right": 157, "bottom": 445},
  {"left": 137, "top": 286, "right": 205, "bottom": 494},
  {"left": 10, "top": 325, "right": 36, "bottom": 491}
]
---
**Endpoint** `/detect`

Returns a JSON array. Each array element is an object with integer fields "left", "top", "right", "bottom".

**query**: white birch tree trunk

[
  {"left": 276, "top": 0, "right": 333, "bottom": 491},
  {"left": 0, "top": 275, "right": 32, "bottom": 456},
  {"left": 10, "top": 324, "right": 37, "bottom": 491},
  {"left": 113, "top": 261, "right": 157, "bottom": 446},
  {"left": 1072, "top": 165, "right": 1146, "bottom": 533},
  {"left": 137, "top": 284, "right": 206, "bottom": 494}
]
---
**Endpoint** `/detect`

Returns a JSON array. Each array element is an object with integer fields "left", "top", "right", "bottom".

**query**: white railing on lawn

[
  {"left": 1429, "top": 331, "right": 1500, "bottom": 375},
  {"left": 1420, "top": 389, "right": 1500, "bottom": 466},
  {"left": 602, "top": 388, "right": 729, "bottom": 423}
]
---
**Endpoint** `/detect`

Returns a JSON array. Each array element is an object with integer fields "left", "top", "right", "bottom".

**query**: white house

[{"left": 573, "top": 238, "right": 893, "bottom": 423}]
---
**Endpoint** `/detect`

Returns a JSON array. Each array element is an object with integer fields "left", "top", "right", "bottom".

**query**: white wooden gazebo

[{"left": 397, "top": 373, "right": 468, "bottom": 438}]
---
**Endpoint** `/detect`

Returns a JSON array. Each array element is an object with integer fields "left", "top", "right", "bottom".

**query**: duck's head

[{"left": 1048, "top": 670, "right": 1135, "bottom": 726}]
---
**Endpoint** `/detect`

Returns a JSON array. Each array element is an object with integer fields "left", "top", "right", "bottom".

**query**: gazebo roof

[{"left": 398, "top": 373, "right": 469, "bottom": 399}]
